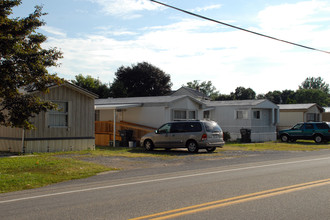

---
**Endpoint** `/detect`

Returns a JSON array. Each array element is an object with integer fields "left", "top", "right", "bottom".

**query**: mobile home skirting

[
  {"left": 0, "top": 137, "right": 95, "bottom": 153},
  {"left": 229, "top": 132, "right": 277, "bottom": 142}
]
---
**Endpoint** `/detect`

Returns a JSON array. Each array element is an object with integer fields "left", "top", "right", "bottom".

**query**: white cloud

[
  {"left": 191, "top": 4, "right": 222, "bottom": 13},
  {"left": 41, "top": 26, "right": 67, "bottom": 38},
  {"left": 90, "top": 0, "right": 160, "bottom": 16},
  {"left": 45, "top": 1, "right": 330, "bottom": 95}
]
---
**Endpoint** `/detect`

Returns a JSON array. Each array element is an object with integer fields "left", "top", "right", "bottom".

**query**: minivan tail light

[{"left": 201, "top": 134, "right": 207, "bottom": 141}]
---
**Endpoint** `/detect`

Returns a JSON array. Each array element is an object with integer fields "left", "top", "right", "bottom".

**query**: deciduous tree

[
  {"left": 186, "top": 80, "right": 219, "bottom": 100},
  {"left": 231, "top": 87, "right": 256, "bottom": 100},
  {"left": 0, "top": 0, "right": 63, "bottom": 129},
  {"left": 299, "top": 77, "right": 329, "bottom": 93},
  {"left": 71, "top": 74, "right": 110, "bottom": 98},
  {"left": 110, "top": 62, "right": 172, "bottom": 97}
]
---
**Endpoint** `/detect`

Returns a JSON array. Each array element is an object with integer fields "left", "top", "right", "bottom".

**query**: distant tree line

[{"left": 71, "top": 63, "right": 330, "bottom": 107}]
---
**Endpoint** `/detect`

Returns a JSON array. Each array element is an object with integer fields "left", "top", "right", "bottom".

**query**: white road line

[{"left": 1, "top": 156, "right": 330, "bottom": 204}]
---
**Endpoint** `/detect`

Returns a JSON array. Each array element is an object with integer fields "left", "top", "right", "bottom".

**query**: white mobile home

[
  {"left": 95, "top": 93, "right": 279, "bottom": 143},
  {"left": 204, "top": 99, "right": 279, "bottom": 142},
  {"left": 95, "top": 95, "right": 206, "bottom": 128}
]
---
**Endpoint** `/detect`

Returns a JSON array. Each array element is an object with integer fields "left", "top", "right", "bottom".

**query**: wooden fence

[{"left": 95, "top": 121, "right": 156, "bottom": 146}]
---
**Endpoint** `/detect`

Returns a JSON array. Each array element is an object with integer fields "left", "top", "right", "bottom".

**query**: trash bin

[
  {"left": 240, "top": 128, "right": 251, "bottom": 143},
  {"left": 119, "top": 130, "right": 133, "bottom": 147}
]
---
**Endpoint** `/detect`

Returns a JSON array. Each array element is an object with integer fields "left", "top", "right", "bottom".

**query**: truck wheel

[
  {"left": 314, "top": 135, "right": 323, "bottom": 144},
  {"left": 280, "top": 134, "right": 289, "bottom": 142}
]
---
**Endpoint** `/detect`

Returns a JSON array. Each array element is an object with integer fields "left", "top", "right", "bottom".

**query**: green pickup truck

[{"left": 279, "top": 122, "right": 330, "bottom": 143}]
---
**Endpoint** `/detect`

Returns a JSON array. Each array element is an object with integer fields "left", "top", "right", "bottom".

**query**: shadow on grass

[{"left": 96, "top": 146, "right": 217, "bottom": 157}]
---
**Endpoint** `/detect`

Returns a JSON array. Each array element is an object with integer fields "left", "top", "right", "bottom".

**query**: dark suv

[
  {"left": 279, "top": 122, "right": 330, "bottom": 143},
  {"left": 140, "top": 120, "right": 225, "bottom": 153}
]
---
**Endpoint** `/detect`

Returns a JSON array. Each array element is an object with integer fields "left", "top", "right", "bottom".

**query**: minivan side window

[
  {"left": 184, "top": 122, "right": 202, "bottom": 132},
  {"left": 158, "top": 123, "right": 171, "bottom": 133},
  {"left": 171, "top": 123, "right": 186, "bottom": 133}
]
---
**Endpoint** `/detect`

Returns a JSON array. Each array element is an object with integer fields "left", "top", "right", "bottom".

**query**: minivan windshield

[{"left": 204, "top": 121, "right": 222, "bottom": 132}]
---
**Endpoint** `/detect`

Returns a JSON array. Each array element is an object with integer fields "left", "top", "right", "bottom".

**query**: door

[
  {"left": 290, "top": 123, "right": 304, "bottom": 139},
  {"left": 153, "top": 123, "right": 172, "bottom": 147},
  {"left": 168, "top": 122, "right": 186, "bottom": 147},
  {"left": 301, "top": 123, "right": 315, "bottom": 139}
]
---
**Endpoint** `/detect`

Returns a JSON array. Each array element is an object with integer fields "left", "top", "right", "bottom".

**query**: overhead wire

[{"left": 150, "top": 0, "right": 330, "bottom": 55}]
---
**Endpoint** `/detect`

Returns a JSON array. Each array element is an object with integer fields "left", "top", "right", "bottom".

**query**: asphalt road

[{"left": 1, "top": 150, "right": 330, "bottom": 219}]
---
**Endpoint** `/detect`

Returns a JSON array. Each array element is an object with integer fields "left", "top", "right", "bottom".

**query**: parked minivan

[{"left": 140, "top": 120, "right": 225, "bottom": 153}]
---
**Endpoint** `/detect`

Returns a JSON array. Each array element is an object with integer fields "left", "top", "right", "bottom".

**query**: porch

[{"left": 95, "top": 121, "right": 156, "bottom": 146}]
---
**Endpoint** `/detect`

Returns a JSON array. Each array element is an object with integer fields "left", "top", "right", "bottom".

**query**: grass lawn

[
  {"left": 0, "top": 154, "right": 112, "bottom": 193},
  {"left": 1, "top": 141, "right": 329, "bottom": 193}
]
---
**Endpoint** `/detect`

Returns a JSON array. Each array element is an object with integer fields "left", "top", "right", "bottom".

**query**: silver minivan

[{"left": 140, "top": 120, "right": 225, "bottom": 153}]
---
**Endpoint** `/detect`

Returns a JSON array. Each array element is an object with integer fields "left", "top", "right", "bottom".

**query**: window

[
  {"left": 158, "top": 123, "right": 171, "bottom": 133},
  {"left": 292, "top": 123, "right": 303, "bottom": 130},
  {"left": 304, "top": 123, "right": 314, "bottom": 129},
  {"left": 173, "top": 110, "right": 197, "bottom": 120},
  {"left": 171, "top": 123, "right": 186, "bottom": 133},
  {"left": 188, "top": 111, "right": 196, "bottom": 119},
  {"left": 203, "top": 111, "right": 210, "bottom": 119},
  {"left": 253, "top": 110, "right": 260, "bottom": 119},
  {"left": 48, "top": 101, "right": 68, "bottom": 127},
  {"left": 316, "top": 123, "right": 329, "bottom": 129},
  {"left": 174, "top": 110, "right": 186, "bottom": 120},
  {"left": 236, "top": 110, "right": 248, "bottom": 119},
  {"left": 204, "top": 121, "right": 222, "bottom": 132},
  {"left": 307, "top": 113, "right": 319, "bottom": 122},
  {"left": 184, "top": 122, "right": 202, "bottom": 132}
]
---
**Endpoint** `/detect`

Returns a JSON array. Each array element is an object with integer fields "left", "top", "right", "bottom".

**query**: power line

[{"left": 150, "top": 0, "right": 330, "bottom": 55}]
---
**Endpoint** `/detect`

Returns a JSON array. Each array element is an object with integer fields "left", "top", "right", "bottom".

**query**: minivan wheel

[
  {"left": 144, "top": 140, "right": 154, "bottom": 151},
  {"left": 314, "top": 135, "right": 323, "bottom": 144},
  {"left": 206, "top": 147, "right": 216, "bottom": 153},
  {"left": 187, "top": 141, "right": 198, "bottom": 153},
  {"left": 280, "top": 134, "right": 289, "bottom": 142}
]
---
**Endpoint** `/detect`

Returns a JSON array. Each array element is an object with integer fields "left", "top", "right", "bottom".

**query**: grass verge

[
  {"left": 0, "top": 154, "right": 112, "bottom": 193},
  {"left": 222, "top": 140, "right": 330, "bottom": 152},
  {"left": 1, "top": 141, "right": 329, "bottom": 193}
]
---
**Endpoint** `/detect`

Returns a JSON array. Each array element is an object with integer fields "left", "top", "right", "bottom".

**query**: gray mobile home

[{"left": 0, "top": 82, "right": 97, "bottom": 153}]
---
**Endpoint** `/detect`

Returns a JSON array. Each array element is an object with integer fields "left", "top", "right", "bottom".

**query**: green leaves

[
  {"left": 0, "top": 0, "right": 63, "bottom": 129},
  {"left": 110, "top": 62, "right": 172, "bottom": 97}
]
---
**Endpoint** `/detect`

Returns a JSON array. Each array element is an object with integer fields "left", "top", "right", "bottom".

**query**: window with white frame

[
  {"left": 188, "top": 111, "right": 195, "bottom": 119},
  {"left": 253, "top": 110, "right": 261, "bottom": 119},
  {"left": 307, "top": 113, "right": 320, "bottom": 122},
  {"left": 236, "top": 110, "right": 248, "bottom": 119},
  {"left": 48, "top": 101, "right": 68, "bottom": 127},
  {"left": 203, "top": 110, "right": 210, "bottom": 119},
  {"left": 173, "top": 110, "right": 196, "bottom": 120}
]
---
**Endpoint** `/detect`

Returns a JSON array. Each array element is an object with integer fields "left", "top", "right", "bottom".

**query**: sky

[{"left": 11, "top": 0, "right": 330, "bottom": 95}]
